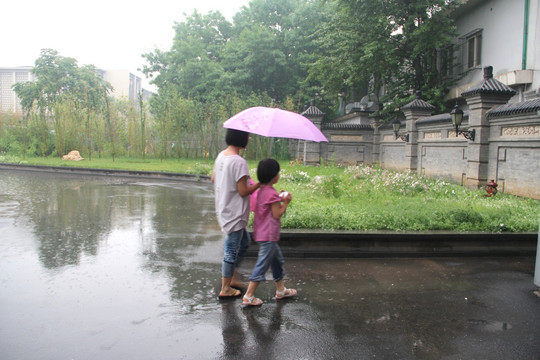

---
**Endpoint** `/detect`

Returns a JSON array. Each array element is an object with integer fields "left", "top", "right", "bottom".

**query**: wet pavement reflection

[{"left": 0, "top": 170, "right": 539, "bottom": 359}]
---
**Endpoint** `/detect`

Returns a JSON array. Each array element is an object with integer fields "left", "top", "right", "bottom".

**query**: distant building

[
  {"left": 445, "top": 0, "right": 540, "bottom": 102},
  {"left": 0, "top": 66, "right": 34, "bottom": 114},
  {"left": 98, "top": 69, "right": 154, "bottom": 102},
  {"left": 0, "top": 67, "right": 154, "bottom": 114}
]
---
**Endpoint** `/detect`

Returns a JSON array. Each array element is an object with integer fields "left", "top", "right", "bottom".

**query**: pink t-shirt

[{"left": 253, "top": 186, "right": 282, "bottom": 242}]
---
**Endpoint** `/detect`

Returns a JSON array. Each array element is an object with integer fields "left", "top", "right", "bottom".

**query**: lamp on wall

[
  {"left": 392, "top": 118, "right": 409, "bottom": 142},
  {"left": 450, "top": 104, "right": 475, "bottom": 141}
]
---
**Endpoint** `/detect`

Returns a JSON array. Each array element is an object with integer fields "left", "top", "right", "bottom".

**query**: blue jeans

[
  {"left": 222, "top": 228, "right": 250, "bottom": 277},
  {"left": 248, "top": 241, "right": 285, "bottom": 282}
]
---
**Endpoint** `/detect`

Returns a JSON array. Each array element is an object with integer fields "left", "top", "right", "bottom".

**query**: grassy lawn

[
  {"left": 2, "top": 154, "right": 539, "bottom": 232},
  {"left": 0, "top": 155, "right": 215, "bottom": 175}
]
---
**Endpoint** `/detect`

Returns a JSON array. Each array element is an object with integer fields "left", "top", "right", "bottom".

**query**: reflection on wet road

[{"left": 0, "top": 170, "right": 538, "bottom": 360}]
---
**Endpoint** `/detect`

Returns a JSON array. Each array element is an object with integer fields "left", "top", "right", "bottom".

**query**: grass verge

[{"left": 2, "top": 155, "right": 539, "bottom": 232}]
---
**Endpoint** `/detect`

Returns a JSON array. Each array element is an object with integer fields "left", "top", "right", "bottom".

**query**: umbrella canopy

[{"left": 223, "top": 106, "right": 328, "bottom": 142}]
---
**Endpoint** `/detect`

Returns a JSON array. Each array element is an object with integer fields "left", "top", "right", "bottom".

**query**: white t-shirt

[{"left": 213, "top": 152, "right": 250, "bottom": 234}]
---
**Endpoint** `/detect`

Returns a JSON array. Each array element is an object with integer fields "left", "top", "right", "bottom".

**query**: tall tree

[
  {"left": 309, "top": 0, "right": 459, "bottom": 118},
  {"left": 12, "top": 49, "right": 112, "bottom": 156},
  {"left": 225, "top": 0, "right": 328, "bottom": 105},
  {"left": 141, "top": 11, "right": 232, "bottom": 102},
  {"left": 142, "top": 0, "right": 324, "bottom": 108}
]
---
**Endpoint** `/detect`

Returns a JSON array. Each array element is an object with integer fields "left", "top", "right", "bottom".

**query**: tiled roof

[
  {"left": 402, "top": 91, "right": 436, "bottom": 111},
  {"left": 462, "top": 66, "right": 516, "bottom": 98},
  {"left": 487, "top": 97, "right": 540, "bottom": 118},
  {"left": 301, "top": 102, "right": 325, "bottom": 117},
  {"left": 321, "top": 123, "right": 372, "bottom": 130},
  {"left": 416, "top": 111, "right": 469, "bottom": 125}
]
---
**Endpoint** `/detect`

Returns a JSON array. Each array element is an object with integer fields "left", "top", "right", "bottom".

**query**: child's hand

[{"left": 279, "top": 191, "right": 292, "bottom": 204}]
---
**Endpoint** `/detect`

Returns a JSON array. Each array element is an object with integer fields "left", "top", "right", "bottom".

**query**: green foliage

[
  {"left": 5, "top": 157, "right": 539, "bottom": 232},
  {"left": 140, "top": 0, "right": 460, "bottom": 128},
  {"left": 9, "top": 49, "right": 117, "bottom": 159},
  {"left": 142, "top": 0, "right": 327, "bottom": 109},
  {"left": 3, "top": 1, "right": 465, "bottom": 162},
  {"left": 308, "top": 0, "right": 459, "bottom": 117},
  {"left": 276, "top": 163, "right": 540, "bottom": 232}
]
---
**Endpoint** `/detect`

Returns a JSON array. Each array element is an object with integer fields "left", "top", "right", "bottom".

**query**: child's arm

[
  {"left": 237, "top": 176, "right": 260, "bottom": 197},
  {"left": 271, "top": 193, "right": 292, "bottom": 220}
]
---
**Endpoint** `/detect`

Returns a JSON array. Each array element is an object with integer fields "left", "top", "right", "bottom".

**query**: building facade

[
  {"left": 297, "top": 0, "right": 540, "bottom": 199},
  {"left": 446, "top": 0, "right": 540, "bottom": 102},
  {"left": 99, "top": 70, "right": 153, "bottom": 102},
  {"left": 0, "top": 67, "right": 152, "bottom": 115},
  {"left": 0, "top": 67, "right": 34, "bottom": 114}
]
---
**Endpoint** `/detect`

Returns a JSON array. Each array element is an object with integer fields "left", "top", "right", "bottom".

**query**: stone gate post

[
  {"left": 461, "top": 66, "right": 516, "bottom": 188},
  {"left": 401, "top": 91, "right": 436, "bottom": 172},
  {"left": 301, "top": 100, "right": 325, "bottom": 165}
]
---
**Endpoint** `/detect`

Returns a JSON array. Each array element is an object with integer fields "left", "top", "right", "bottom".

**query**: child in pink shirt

[{"left": 243, "top": 158, "right": 298, "bottom": 306}]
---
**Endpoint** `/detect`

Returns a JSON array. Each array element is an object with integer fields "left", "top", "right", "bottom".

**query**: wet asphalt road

[
  {"left": 1, "top": 168, "right": 539, "bottom": 359},
  {"left": 223, "top": 256, "right": 540, "bottom": 360}
]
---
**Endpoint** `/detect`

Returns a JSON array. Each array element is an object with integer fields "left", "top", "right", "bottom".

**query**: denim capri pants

[
  {"left": 248, "top": 241, "right": 285, "bottom": 282},
  {"left": 222, "top": 228, "right": 250, "bottom": 277}
]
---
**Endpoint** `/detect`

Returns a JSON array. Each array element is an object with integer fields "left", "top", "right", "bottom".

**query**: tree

[
  {"left": 141, "top": 11, "right": 232, "bottom": 102},
  {"left": 142, "top": 1, "right": 326, "bottom": 108},
  {"left": 309, "top": 0, "right": 459, "bottom": 118},
  {"left": 12, "top": 49, "right": 112, "bottom": 156},
  {"left": 138, "top": 92, "right": 147, "bottom": 159}
]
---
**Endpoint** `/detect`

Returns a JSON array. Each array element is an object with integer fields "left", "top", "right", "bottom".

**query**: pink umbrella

[{"left": 223, "top": 106, "right": 328, "bottom": 142}]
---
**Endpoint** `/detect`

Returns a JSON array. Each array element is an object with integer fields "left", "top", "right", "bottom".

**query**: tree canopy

[
  {"left": 2, "top": 0, "right": 463, "bottom": 161},
  {"left": 13, "top": 49, "right": 112, "bottom": 115},
  {"left": 308, "top": 0, "right": 459, "bottom": 117},
  {"left": 142, "top": 0, "right": 459, "bottom": 119}
]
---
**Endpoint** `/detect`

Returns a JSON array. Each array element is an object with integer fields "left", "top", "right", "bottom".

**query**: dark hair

[
  {"left": 257, "top": 158, "right": 280, "bottom": 184},
  {"left": 225, "top": 129, "right": 249, "bottom": 148}
]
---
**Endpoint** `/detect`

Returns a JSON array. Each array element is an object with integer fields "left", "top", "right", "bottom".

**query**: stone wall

[
  {"left": 487, "top": 113, "right": 540, "bottom": 198},
  {"left": 298, "top": 68, "right": 540, "bottom": 199}
]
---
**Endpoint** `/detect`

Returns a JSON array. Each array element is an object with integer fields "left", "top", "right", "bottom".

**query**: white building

[
  {"left": 99, "top": 69, "right": 154, "bottom": 102},
  {"left": 0, "top": 67, "right": 34, "bottom": 114},
  {"left": 0, "top": 67, "right": 153, "bottom": 114},
  {"left": 446, "top": 0, "right": 540, "bottom": 102}
]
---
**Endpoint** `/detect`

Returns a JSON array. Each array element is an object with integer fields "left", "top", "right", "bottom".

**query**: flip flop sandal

[
  {"left": 218, "top": 288, "right": 242, "bottom": 299},
  {"left": 242, "top": 295, "right": 263, "bottom": 306},
  {"left": 276, "top": 288, "right": 297, "bottom": 300}
]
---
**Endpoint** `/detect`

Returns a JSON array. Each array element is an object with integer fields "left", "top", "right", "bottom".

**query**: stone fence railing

[{"left": 296, "top": 67, "right": 540, "bottom": 199}]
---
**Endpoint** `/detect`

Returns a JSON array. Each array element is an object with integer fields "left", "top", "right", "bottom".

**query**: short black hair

[
  {"left": 225, "top": 129, "right": 249, "bottom": 148},
  {"left": 257, "top": 158, "right": 280, "bottom": 184}
]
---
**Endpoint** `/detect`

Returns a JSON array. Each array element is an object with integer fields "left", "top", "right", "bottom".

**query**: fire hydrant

[{"left": 485, "top": 179, "right": 498, "bottom": 197}]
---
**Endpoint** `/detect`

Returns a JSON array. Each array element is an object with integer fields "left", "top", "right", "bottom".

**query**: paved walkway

[
  {"left": 224, "top": 255, "right": 540, "bottom": 360},
  {"left": 1, "top": 164, "right": 539, "bottom": 359}
]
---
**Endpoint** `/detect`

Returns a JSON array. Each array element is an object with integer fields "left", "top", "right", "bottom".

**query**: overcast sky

[{"left": 2, "top": 0, "right": 251, "bottom": 88}]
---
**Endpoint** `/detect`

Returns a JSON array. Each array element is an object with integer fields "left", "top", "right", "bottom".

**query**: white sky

[{"left": 2, "top": 0, "right": 251, "bottom": 89}]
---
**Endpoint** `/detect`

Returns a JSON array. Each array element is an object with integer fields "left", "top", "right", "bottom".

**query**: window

[
  {"left": 466, "top": 30, "right": 482, "bottom": 69},
  {"left": 439, "top": 44, "right": 454, "bottom": 78}
]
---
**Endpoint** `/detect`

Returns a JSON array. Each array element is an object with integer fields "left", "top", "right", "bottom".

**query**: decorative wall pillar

[
  {"left": 371, "top": 119, "right": 381, "bottom": 163},
  {"left": 301, "top": 100, "right": 325, "bottom": 165},
  {"left": 401, "top": 91, "right": 436, "bottom": 172},
  {"left": 461, "top": 66, "right": 516, "bottom": 188}
]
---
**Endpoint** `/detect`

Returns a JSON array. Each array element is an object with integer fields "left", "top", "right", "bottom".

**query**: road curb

[
  {"left": 2, "top": 163, "right": 536, "bottom": 259},
  {"left": 0, "top": 162, "right": 211, "bottom": 182},
  {"left": 245, "top": 230, "right": 537, "bottom": 258}
]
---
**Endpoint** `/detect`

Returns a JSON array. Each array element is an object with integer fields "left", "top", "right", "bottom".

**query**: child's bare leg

[
  {"left": 275, "top": 279, "right": 285, "bottom": 293},
  {"left": 245, "top": 281, "right": 260, "bottom": 298}
]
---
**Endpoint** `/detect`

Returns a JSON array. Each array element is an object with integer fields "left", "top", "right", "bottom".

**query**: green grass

[
  {"left": 2, "top": 155, "right": 539, "bottom": 232},
  {"left": 0, "top": 154, "right": 214, "bottom": 176}
]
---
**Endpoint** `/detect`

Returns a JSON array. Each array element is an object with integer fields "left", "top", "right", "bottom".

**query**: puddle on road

[{"left": 0, "top": 170, "right": 537, "bottom": 360}]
